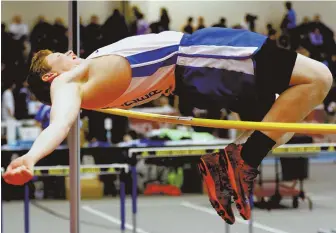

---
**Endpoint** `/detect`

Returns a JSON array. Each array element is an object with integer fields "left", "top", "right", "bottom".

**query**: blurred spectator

[
  {"left": 243, "top": 14, "right": 258, "bottom": 32},
  {"left": 1, "top": 23, "right": 14, "bottom": 65},
  {"left": 30, "top": 15, "right": 54, "bottom": 55},
  {"left": 309, "top": 28, "right": 324, "bottom": 46},
  {"left": 129, "top": 6, "right": 142, "bottom": 36},
  {"left": 149, "top": 22, "right": 161, "bottom": 34},
  {"left": 8, "top": 16, "right": 27, "bottom": 65},
  {"left": 110, "top": 115, "right": 129, "bottom": 144},
  {"left": 266, "top": 24, "right": 277, "bottom": 40},
  {"left": 1, "top": 62, "right": 14, "bottom": 96},
  {"left": 9, "top": 15, "right": 28, "bottom": 40},
  {"left": 159, "top": 8, "right": 170, "bottom": 31},
  {"left": 213, "top": 17, "right": 227, "bottom": 28},
  {"left": 84, "top": 110, "right": 107, "bottom": 143},
  {"left": 281, "top": 2, "right": 298, "bottom": 50},
  {"left": 102, "top": 9, "right": 129, "bottom": 45},
  {"left": 35, "top": 104, "right": 51, "bottom": 130},
  {"left": 79, "top": 17, "right": 86, "bottom": 57},
  {"left": 294, "top": 16, "right": 312, "bottom": 50},
  {"left": 308, "top": 28, "right": 329, "bottom": 61},
  {"left": 265, "top": 24, "right": 277, "bottom": 47},
  {"left": 136, "top": 13, "right": 150, "bottom": 35},
  {"left": 53, "top": 17, "right": 68, "bottom": 53},
  {"left": 310, "top": 15, "right": 336, "bottom": 56},
  {"left": 311, "top": 14, "right": 334, "bottom": 39},
  {"left": 296, "top": 17, "right": 311, "bottom": 38},
  {"left": 83, "top": 15, "right": 102, "bottom": 56},
  {"left": 302, "top": 16, "right": 310, "bottom": 24},
  {"left": 284, "top": 2, "right": 296, "bottom": 30},
  {"left": 87, "top": 137, "right": 110, "bottom": 147},
  {"left": 197, "top": 17, "right": 206, "bottom": 30},
  {"left": 15, "top": 81, "right": 31, "bottom": 119},
  {"left": 182, "top": 17, "right": 194, "bottom": 34},
  {"left": 123, "top": 130, "right": 142, "bottom": 143},
  {"left": 1, "top": 82, "right": 16, "bottom": 121},
  {"left": 150, "top": 8, "right": 170, "bottom": 33}
]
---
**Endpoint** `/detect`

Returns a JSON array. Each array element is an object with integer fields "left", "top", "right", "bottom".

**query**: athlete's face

[{"left": 46, "top": 50, "right": 82, "bottom": 74}]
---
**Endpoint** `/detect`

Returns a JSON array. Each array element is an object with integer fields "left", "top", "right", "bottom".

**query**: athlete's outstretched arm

[
  {"left": 28, "top": 82, "right": 82, "bottom": 164},
  {"left": 3, "top": 75, "right": 83, "bottom": 185}
]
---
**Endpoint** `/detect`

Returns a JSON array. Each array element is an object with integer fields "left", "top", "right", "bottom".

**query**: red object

[{"left": 144, "top": 183, "right": 181, "bottom": 196}]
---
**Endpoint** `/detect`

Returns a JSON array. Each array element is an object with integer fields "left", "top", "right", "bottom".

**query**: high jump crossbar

[{"left": 98, "top": 108, "right": 336, "bottom": 134}]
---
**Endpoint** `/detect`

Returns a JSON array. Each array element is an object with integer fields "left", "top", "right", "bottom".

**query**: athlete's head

[{"left": 27, "top": 50, "right": 80, "bottom": 104}]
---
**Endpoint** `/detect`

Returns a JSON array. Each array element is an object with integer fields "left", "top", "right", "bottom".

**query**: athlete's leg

[
  {"left": 235, "top": 53, "right": 332, "bottom": 148},
  {"left": 236, "top": 128, "right": 294, "bottom": 148},
  {"left": 258, "top": 54, "right": 332, "bottom": 142},
  {"left": 240, "top": 53, "right": 332, "bottom": 169},
  {"left": 217, "top": 51, "right": 332, "bottom": 222}
]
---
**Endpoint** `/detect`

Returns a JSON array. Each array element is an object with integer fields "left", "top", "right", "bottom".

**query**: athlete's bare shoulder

[
  {"left": 81, "top": 54, "right": 132, "bottom": 109},
  {"left": 88, "top": 54, "right": 131, "bottom": 76}
]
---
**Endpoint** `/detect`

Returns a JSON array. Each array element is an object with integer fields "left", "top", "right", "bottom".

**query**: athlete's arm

[
  {"left": 26, "top": 82, "right": 82, "bottom": 164},
  {"left": 25, "top": 63, "right": 90, "bottom": 163},
  {"left": 3, "top": 64, "right": 87, "bottom": 185}
]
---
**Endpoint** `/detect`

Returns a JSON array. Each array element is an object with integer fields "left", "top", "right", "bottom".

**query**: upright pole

[
  {"left": 249, "top": 195, "right": 254, "bottom": 233},
  {"left": 120, "top": 173, "right": 126, "bottom": 232},
  {"left": 24, "top": 184, "right": 29, "bottom": 233},
  {"left": 131, "top": 166, "right": 137, "bottom": 233},
  {"left": 68, "top": 1, "right": 81, "bottom": 233},
  {"left": 225, "top": 223, "right": 229, "bottom": 233}
]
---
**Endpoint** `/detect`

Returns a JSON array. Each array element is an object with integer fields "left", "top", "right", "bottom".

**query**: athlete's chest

[
  {"left": 80, "top": 56, "right": 132, "bottom": 109},
  {"left": 103, "top": 65, "right": 176, "bottom": 109}
]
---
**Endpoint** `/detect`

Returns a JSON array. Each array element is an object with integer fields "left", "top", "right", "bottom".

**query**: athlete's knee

[
  {"left": 291, "top": 54, "right": 333, "bottom": 95},
  {"left": 312, "top": 63, "right": 333, "bottom": 100}
]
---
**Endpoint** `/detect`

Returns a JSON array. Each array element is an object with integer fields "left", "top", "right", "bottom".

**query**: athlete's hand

[{"left": 3, "top": 155, "right": 34, "bottom": 186}]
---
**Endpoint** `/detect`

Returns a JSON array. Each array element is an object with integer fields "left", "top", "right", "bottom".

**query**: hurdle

[{"left": 1, "top": 164, "right": 130, "bottom": 233}]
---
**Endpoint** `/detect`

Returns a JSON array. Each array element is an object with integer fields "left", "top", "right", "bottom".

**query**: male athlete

[{"left": 3, "top": 27, "right": 332, "bottom": 224}]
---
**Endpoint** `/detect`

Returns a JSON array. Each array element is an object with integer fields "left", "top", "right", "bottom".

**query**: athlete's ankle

[{"left": 241, "top": 131, "right": 276, "bottom": 168}]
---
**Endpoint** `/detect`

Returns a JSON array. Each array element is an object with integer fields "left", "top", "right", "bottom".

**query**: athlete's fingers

[{"left": 3, "top": 166, "right": 32, "bottom": 186}]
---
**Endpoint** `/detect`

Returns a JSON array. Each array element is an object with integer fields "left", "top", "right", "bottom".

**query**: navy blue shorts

[{"left": 174, "top": 28, "right": 297, "bottom": 121}]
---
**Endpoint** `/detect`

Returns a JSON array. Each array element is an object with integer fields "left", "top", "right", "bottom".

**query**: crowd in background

[{"left": 1, "top": 2, "right": 336, "bottom": 146}]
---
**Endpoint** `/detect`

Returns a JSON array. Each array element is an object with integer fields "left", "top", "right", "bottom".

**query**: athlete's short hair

[{"left": 26, "top": 49, "right": 53, "bottom": 105}]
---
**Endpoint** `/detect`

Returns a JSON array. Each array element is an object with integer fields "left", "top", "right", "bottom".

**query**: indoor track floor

[{"left": 3, "top": 163, "right": 336, "bottom": 233}]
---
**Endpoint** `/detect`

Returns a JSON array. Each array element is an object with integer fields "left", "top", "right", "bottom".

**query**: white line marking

[
  {"left": 309, "top": 195, "right": 336, "bottom": 201},
  {"left": 82, "top": 205, "right": 150, "bottom": 233},
  {"left": 180, "top": 202, "right": 290, "bottom": 233},
  {"left": 107, "top": 203, "right": 179, "bottom": 208}
]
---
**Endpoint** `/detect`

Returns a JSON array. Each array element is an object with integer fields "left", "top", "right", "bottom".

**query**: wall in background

[
  {"left": 129, "top": 1, "right": 336, "bottom": 34},
  {"left": 1, "top": 1, "right": 122, "bottom": 29}
]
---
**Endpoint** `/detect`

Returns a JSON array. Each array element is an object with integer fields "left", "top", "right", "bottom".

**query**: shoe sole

[
  {"left": 224, "top": 150, "right": 251, "bottom": 220},
  {"left": 198, "top": 157, "right": 235, "bottom": 225}
]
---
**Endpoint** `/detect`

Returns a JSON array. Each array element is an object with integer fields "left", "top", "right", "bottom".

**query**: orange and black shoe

[
  {"left": 224, "top": 143, "right": 259, "bottom": 220},
  {"left": 198, "top": 152, "right": 235, "bottom": 224}
]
